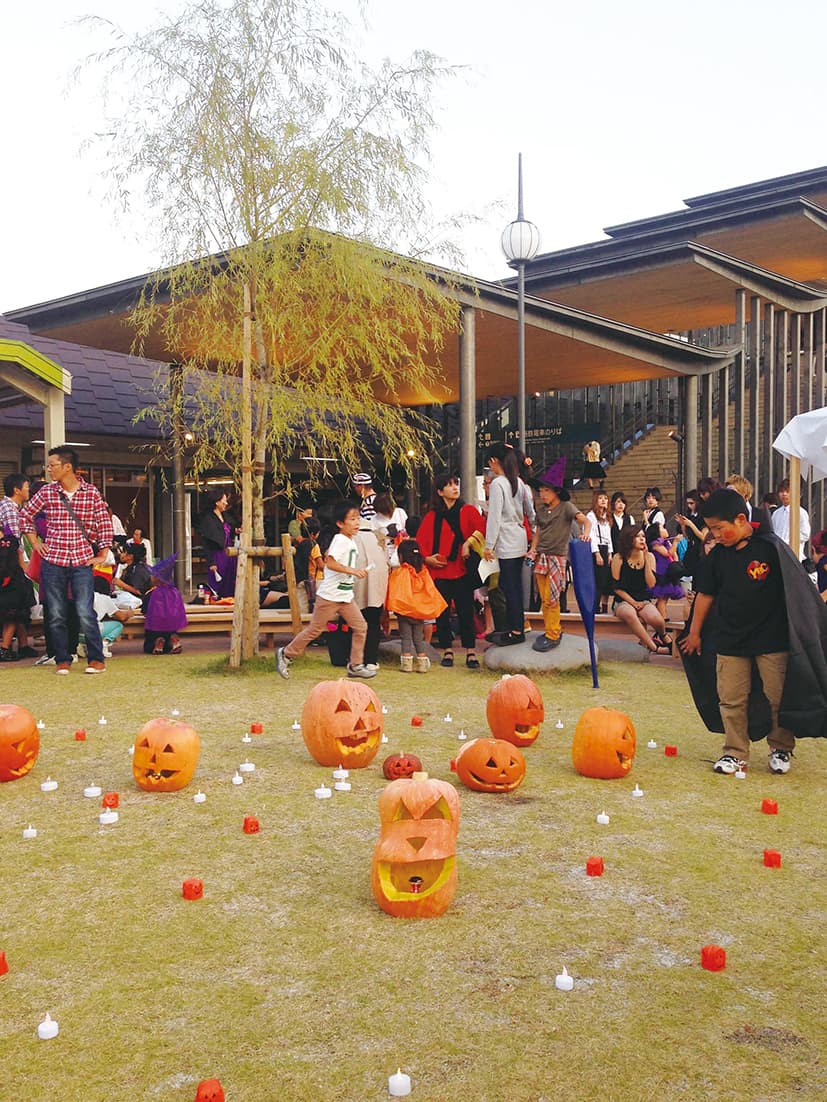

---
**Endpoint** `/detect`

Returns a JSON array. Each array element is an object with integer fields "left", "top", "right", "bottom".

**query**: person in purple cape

[{"left": 144, "top": 553, "right": 188, "bottom": 655}]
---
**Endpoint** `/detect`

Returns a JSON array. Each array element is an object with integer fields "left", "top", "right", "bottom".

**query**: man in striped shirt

[{"left": 20, "top": 447, "right": 113, "bottom": 674}]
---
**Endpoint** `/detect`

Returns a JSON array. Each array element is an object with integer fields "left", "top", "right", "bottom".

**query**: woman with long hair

[
  {"left": 587, "top": 489, "right": 613, "bottom": 615},
  {"left": 197, "top": 490, "right": 237, "bottom": 598},
  {"left": 611, "top": 524, "right": 669, "bottom": 653},
  {"left": 483, "top": 443, "right": 536, "bottom": 646},
  {"left": 416, "top": 474, "right": 484, "bottom": 668},
  {"left": 610, "top": 491, "right": 634, "bottom": 554}
]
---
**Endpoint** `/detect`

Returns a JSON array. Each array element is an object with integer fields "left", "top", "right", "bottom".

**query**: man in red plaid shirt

[{"left": 20, "top": 446, "right": 113, "bottom": 674}]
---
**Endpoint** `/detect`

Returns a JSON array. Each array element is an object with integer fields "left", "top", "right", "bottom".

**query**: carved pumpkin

[
  {"left": 301, "top": 680, "right": 383, "bottom": 768},
  {"left": 571, "top": 707, "right": 636, "bottom": 779},
  {"left": 382, "top": 752, "right": 423, "bottom": 781},
  {"left": 132, "top": 718, "right": 200, "bottom": 792},
  {"left": 451, "top": 737, "right": 526, "bottom": 793},
  {"left": 195, "top": 1079, "right": 224, "bottom": 1101},
  {"left": 486, "top": 674, "right": 545, "bottom": 747},
  {"left": 0, "top": 704, "right": 39, "bottom": 783},
  {"left": 371, "top": 772, "right": 460, "bottom": 918}
]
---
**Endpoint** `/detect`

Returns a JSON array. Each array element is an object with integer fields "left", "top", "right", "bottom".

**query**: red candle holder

[
  {"left": 182, "top": 878, "right": 204, "bottom": 900},
  {"left": 74, "top": 728, "right": 87, "bottom": 742},
  {"left": 101, "top": 792, "right": 119, "bottom": 809},
  {"left": 586, "top": 856, "right": 604, "bottom": 877},
  {"left": 664, "top": 745, "right": 678, "bottom": 757},
  {"left": 243, "top": 815, "right": 260, "bottom": 834},
  {"left": 763, "top": 849, "right": 782, "bottom": 868},
  {"left": 761, "top": 798, "right": 779, "bottom": 815},
  {"left": 701, "top": 945, "right": 726, "bottom": 971},
  {"left": 408, "top": 876, "right": 423, "bottom": 894},
  {"left": 411, "top": 716, "right": 423, "bottom": 727},
  {"left": 250, "top": 722, "right": 263, "bottom": 734},
  {"left": 195, "top": 1079, "right": 225, "bottom": 1102},
  {"left": 0, "top": 951, "right": 8, "bottom": 976}
]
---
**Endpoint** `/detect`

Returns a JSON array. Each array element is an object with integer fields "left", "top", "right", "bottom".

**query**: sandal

[
  {"left": 465, "top": 653, "right": 480, "bottom": 669},
  {"left": 440, "top": 651, "right": 454, "bottom": 668}
]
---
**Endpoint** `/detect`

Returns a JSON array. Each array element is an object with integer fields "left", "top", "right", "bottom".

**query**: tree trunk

[{"left": 230, "top": 282, "right": 254, "bottom": 668}]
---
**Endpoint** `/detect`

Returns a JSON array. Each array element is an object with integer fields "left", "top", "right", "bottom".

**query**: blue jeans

[
  {"left": 40, "top": 561, "right": 105, "bottom": 664},
  {"left": 497, "top": 556, "right": 525, "bottom": 634}
]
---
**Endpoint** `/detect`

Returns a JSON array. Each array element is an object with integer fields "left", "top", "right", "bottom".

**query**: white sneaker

[
  {"left": 364, "top": 663, "right": 379, "bottom": 672},
  {"left": 713, "top": 754, "right": 744, "bottom": 775},
  {"left": 347, "top": 663, "right": 377, "bottom": 679},
  {"left": 35, "top": 654, "right": 55, "bottom": 666},
  {"left": 77, "top": 643, "right": 87, "bottom": 658},
  {"left": 275, "top": 647, "right": 291, "bottom": 679},
  {"left": 102, "top": 644, "right": 113, "bottom": 659},
  {"left": 768, "top": 749, "right": 792, "bottom": 774}
]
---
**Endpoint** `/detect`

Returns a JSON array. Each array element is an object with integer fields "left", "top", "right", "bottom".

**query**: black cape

[{"left": 680, "top": 533, "right": 827, "bottom": 740}]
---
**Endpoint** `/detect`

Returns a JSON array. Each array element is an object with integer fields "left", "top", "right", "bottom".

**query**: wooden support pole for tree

[
  {"left": 230, "top": 282, "right": 254, "bottom": 669},
  {"left": 281, "top": 533, "right": 302, "bottom": 635}
]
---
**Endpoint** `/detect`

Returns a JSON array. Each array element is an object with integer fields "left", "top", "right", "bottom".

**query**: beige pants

[
  {"left": 284, "top": 596, "right": 366, "bottom": 665},
  {"left": 715, "top": 651, "right": 795, "bottom": 760}
]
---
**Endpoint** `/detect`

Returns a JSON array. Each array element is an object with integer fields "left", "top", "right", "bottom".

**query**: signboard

[{"left": 476, "top": 423, "right": 601, "bottom": 450}]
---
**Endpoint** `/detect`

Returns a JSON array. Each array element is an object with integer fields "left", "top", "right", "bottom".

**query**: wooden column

[
  {"left": 701, "top": 372, "right": 713, "bottom": 477},
  {"left": 815, "top": 308, "right": 826, "bottom": 530},
  {"left": 733, "top": 289, "right": 747, "bottom": 474},
  {"left": 458, "top": 305, "right": 477, "bottom": 502},
  {"left": 747, "top": 295, "right": 761, "bottom": 487},
  {"left": 762, "top": 302, "right": 775, "bottom": 500},
  {"left": 684, "top": 374, "right": 699, "bottom": 493}
]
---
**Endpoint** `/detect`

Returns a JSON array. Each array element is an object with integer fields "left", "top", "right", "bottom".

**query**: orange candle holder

[
  {"left": 101, "top": 792, "right": 119, "bottom": 809},
  {"left": 250, "top": 722, "right": 263, "bottom": 734},
  {"left": 0, "top": 951, "right": 8, "bottom": 976},
  {"left": 243, "top": 815, "right": 260, "bottom": 834},
  {"left": 763, "top": 849, "right": 782, "bottom": 868},
  {"left": 195, "top": 1079, "right": 225, "bottom": 1102},
  {"left": 586, "top": 856, "right": 604, "bottom": 877},
  {"left": 701, "top": 945, "right": 726, "bottom": 971},
  {"left": 182, "top": 878, "right": 203, "bottom": 900},
  {"left": 761, "top": 798, "right": 779, "bottom": 815},
  {"left": 664, "top": 745, "right": 678, "bottom": 757},
  {"left": 74, "top": 729, "right": 87, "bottom": 741},
  {"left": 411, "top": 716, "right": 423, "bottom": 727}
]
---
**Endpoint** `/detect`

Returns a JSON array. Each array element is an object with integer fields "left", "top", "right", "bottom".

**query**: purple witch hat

[
  {"left": 149, "top": 552, "right": 178, "bottom": 586},
  {"left": 538, "top": 456, "right": 566, "bottom": 489}
]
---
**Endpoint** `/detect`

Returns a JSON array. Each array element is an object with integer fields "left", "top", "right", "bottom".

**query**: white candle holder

[
  {"left": 231, "top": 772, "right": 244, "bottom": 786},
  {"left": 83, "top": 785, "right": 102, "bottom": 799},
  {"left": 37, "top": 1013, "right": 59, "bottom": 1040},
  {"left": 193, "top": 791, "right": 207, "bottom": 804},
  {"left": 23, "top": 824, "right": 38, "bottom": 840},
  {"left": 314, "top": 785, "right": 332, "bottom": 799},
  {"left": 99, "top": 809, "right": 119, "bottom": 825},
  {"left": 239, "top": 761, "right": 255, "bottom": 773},
  {"left": 40, "top": 777, "right": 58, "bottom": 793},
  {"left": 554, "top": 966, "right": 574, "bottom": 991}
]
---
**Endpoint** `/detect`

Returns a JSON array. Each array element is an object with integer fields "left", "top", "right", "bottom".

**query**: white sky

[{"left": 3, "top": 0, "right": 826, "bottom": 313}]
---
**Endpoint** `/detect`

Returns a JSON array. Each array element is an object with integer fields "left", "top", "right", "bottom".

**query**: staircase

[{"left": 569, "top": 425, "right": 682, "bottom": 516}]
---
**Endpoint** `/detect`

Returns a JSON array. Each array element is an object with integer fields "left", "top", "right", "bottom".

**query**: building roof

[{"left": 0, "top": 317, "right": 168, "bottom": 439}]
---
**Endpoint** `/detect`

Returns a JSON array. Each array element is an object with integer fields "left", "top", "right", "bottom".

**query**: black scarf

[{"left": 431, "top": 502, "right": 464, "bottom": 563}]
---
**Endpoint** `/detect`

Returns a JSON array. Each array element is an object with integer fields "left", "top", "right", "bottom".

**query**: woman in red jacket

[{"left": 416, "top": 474, "right": 484, "bottom": 669}]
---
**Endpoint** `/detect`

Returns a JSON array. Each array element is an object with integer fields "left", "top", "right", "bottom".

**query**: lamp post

[{"left": 501, "top": 154, "right": 541, "bottom": 455}]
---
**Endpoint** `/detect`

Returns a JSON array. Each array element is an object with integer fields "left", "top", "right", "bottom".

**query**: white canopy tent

[{"left": 772, "top": 408, "right": 827, "bottom": 553}]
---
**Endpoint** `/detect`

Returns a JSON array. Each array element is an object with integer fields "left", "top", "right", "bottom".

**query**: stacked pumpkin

[{"left": 0, "top": 704, "right": 39, "bottom": 783}]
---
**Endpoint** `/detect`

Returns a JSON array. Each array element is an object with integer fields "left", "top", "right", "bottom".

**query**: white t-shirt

[{"left": 316, "top": 533, "right": 359, "bottom": 603}]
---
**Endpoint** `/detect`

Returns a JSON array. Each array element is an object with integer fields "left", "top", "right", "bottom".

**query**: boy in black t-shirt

[{"left": 680, "top": 489, "right": 795, "bottom": 775}]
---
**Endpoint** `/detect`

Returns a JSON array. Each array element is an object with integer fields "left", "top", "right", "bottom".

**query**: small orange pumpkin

[
  {"left": 0, "top": 704, "right": 39, "bottom": 783},
  {"left": 301, "top": 680, "right": 383, "bottom": 767},
  {"left": 132, "top": 718, "right": 200, "bottom": 792},
  {"left": 571, "top": 707, "right": 636, "bottom": 779},
  {"left": 382, "top": 752, "right": 423, "bottom": 780},
  {"left": 451, "top": 737, "right": 526, "bottom": 793},
  {"left": 371, "top": 772, "right": 460, "bottom": 918},
  {"left": 486, "top": 673, "right": 545, "bottom": 747}
]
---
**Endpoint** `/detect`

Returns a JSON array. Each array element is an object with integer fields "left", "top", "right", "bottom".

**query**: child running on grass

[{"left": 276, "top": 501, "right": 375, "bottom": 679}]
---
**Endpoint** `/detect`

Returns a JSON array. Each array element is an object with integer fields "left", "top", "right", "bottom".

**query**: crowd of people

[{"left": 0, "top": 446, "right": 186, "bottom": 670}]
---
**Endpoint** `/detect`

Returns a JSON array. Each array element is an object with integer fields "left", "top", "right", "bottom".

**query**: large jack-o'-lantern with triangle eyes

[
  {"left": 132, "top": 718, "right": 200, "bottom": 792},
  {"left": 486, "top": 673, "right": 545, "bottom": 747},
  {"left": 451, "top": 737, "right": 526, "bottom": 793},
  {"left": 371, "top": 772, "right": 460, "bottom": 918},
  {"left": 571, "top": 706, "right": 636, "bottom": 779},
  {"left": 301, "top": 680, "right": 383, "bottom": 768},
  {"left": 0, "top": 704, "right": 39, "bottom": 782}
]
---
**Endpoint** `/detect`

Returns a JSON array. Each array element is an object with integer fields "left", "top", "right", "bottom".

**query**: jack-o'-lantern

[
  {"left": 301, "top": 680, "right": 383, "bottom": 768},
  {"left": 132, "top": 718, "right": 200, "bottom": 792},
  {"left": 451, "top": 737, "right": 526, "bottom": 793},
  {"left": 371, "top": 772, "right": 460, "bottom": 918},
  {"left": 571, "top": 707, "right": 636, "bottom": 779},
  {"left": 382, "top": 752, "right": 423, "bottom": 780},
  {"left": 485, "top": 674, "right": 544, "bottom": 747},
  {"left": 194, "top": 1078, "right": 224, "bottom": 1101},
  {"left": 0, "top": 704, "right": 39, "bottom": 783}
]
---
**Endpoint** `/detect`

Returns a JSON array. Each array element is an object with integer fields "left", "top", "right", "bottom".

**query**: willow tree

[{"left": 86, "top": 0, "right": 461, "bottom": 663}]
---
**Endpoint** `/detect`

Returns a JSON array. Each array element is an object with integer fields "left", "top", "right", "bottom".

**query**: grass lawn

[{"left": 1, "top": 650, "right": 825, "bottom": 1101}]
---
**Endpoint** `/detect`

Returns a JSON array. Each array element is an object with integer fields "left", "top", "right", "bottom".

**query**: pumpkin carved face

[
  {"left": 0, "top": 704, "right": 39, "bottom": 783},
  {"left": 301, "top": 680, "right": 383, "bottom": 767},
  {"left": 382, "top": 753, "right": 423, "bottom": 781},
  {"left": 132, "top": 718, "right": 200, "bottom": 792},
  {"left": 571, "top": 707, "right": 636, "bottom": 779},
  {"left": 451, "top": 737, "right": 526, "bottom": 793},
  {"left": 486, "top": 674, "right": 544, "bottom": 747},
  {"left": 371, "top": 773, "right": 460, "bottom": 918}
]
